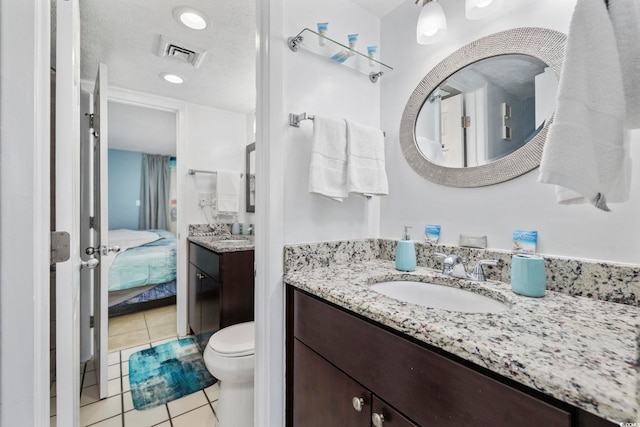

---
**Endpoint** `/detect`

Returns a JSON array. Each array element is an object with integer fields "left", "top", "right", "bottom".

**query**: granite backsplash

[{"left": 284, "top": 238, "right": 640, "bottom": 307}]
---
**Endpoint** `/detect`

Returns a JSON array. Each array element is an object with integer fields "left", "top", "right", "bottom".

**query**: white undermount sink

[{"left": 370, "top": 281, "right": 509, "bottom": 314}]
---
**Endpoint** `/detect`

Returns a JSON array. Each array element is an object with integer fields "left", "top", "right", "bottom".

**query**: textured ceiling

[{"left": 80, "top": 0, "right": 256, "bottom": 113}]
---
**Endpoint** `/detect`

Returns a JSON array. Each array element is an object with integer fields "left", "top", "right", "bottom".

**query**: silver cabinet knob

[
  {"left": 372, "top": 413, "right": 385, "bottom": 427},
  {"left": 81, "top": 258, "right": 99, "bottom": 269},
  {"left": 352, "top": 397, "right": 365, "bottom": 412}
]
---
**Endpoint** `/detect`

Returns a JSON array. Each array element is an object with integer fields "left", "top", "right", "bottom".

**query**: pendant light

[
  {"left": 416, "top": 0, "right": 448, "bottom": 45},
  {"left": 465, "top": 0, "right": 504, "bottom": 20}
]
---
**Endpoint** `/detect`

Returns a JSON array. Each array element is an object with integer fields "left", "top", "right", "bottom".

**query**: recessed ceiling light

[
  {"left": 173, "top": 7, "right": 208, "bottom": 30},
  {"left": 161, "top": 73, "right": 184, "bottom": 84}
]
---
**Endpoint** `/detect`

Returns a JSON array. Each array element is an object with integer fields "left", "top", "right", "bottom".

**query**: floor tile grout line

[{"left": 168, "top": 401, "right": 212, "bottom": 423}]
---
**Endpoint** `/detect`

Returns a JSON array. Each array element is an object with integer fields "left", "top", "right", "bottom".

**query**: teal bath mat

[{"left": 128, "top": 337, "right": 216, "bottom": 410}]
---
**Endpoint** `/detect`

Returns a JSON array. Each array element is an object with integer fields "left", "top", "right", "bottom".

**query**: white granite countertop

[
  {"left": 284, "top": 260, "right": 639, "bottom": 423},
  {"left": 188, "top": 235, "right": 254, "bottom": 253}
]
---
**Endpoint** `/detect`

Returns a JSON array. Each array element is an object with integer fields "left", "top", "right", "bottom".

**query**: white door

[
  {"left": 93, "top": 63, "right": 110, "bottom": 399},
  {"left": 55, "top": 0, "right": 82, "bottom": 424},
  {"left": 441, "top": 94, "right": 465, "bottom": 167}
]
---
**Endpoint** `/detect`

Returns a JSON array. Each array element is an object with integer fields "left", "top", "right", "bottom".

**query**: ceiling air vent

[{"left": 157, "top": 35, "right": 207, "bottom": 68}]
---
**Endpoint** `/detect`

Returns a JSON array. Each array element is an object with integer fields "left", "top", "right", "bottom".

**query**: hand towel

[
  {"left": 609, "top": 0, "right": 640, "bottom": 130},
  {"left": 345, "top": 120, "right": 389, "bottom": 197},
  {"left": 216, "top": 170, "right": 240, "bottom": 213},
  {"left": 538, "top": 0, "right": 628, "bottom": 211},
  {"left": 308, "top": 116, "right": 348, "bottom": 202}
]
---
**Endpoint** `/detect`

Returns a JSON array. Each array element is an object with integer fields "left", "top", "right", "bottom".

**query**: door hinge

[
  {"left": 90, "top": 316, "right": 94, "bottom": 328},
  {"left": 50, "top": 231, "right": 71, "bottom": 265},
  {"left": 461, "top": 116, "right": 471, "bottom": 128},
  {"left": 89, "top": 216, "right": 96, "bottom": 229}
]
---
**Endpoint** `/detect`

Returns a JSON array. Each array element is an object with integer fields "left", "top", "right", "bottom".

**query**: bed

[{"left": 107, "top": 229, "right": 177, "bottom": 317}]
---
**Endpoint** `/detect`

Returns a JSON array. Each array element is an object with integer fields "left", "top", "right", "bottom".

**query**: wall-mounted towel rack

[
  {"left": 289, "top": 112, "right": 314, "bottom": 127},
  {"left": 289, "top": 112, "right": 386, "bottom": 136},
  {"left": 188, "top": 169, "right": 244, "bottom": 178}
]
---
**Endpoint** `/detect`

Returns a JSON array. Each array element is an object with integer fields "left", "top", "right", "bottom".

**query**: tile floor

[
  {"left": 108, "top": 305, "right": 178, "bottom": 351},
  {"left": 51, "top": 305, "right": 219, "bottom": 426}
]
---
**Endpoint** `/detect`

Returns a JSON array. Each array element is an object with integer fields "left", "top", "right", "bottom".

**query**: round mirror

[{"left": 400, "top": 28, "right": 566, "bottom": 187}]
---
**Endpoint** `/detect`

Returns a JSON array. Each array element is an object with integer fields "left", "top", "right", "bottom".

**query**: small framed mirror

[
  {"left": 400, "top": 27, "right": 566, "bottom": 187},
  {"left": 246, "top": 142, "right": 255, "bottom": 213}
]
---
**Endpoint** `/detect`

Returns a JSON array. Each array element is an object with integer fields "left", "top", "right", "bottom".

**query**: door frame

[
  {"left": 102, "top": 85, "right": 189, "bottom": 336},
  {"left": 0, "top": 0, "right": 51, "bottom": 424},
  {"left": 255, "top": 0, "right": 286, "bottom": 425}
]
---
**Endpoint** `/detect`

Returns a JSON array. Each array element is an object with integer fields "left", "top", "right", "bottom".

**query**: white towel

[
  {"left": 538, "top": 0, "right": 628, "bottom": 210},
  {"left": 216, "top": 170, "right": 240, "bottom": 213},
  {"left": 345, "top": 120, "right": 388, "bottom": 197},
  {"left": 609, "top": 0, "right": 640, "bottom": 130},
  {"left": 308, "top": 116, "right": 348, "bottom": 202}
]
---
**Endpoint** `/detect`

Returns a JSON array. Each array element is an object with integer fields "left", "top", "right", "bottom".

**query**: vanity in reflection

[{"left": 188, "top": 240, "right": 255, "bottom": 350}]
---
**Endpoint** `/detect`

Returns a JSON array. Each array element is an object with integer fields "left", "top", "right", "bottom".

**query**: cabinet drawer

[
  {"left": 292, "top": 289, "right": 572, "bottom": 427},
  {"left": 189, "top": 242, "right": 220, "bottom": 281}
]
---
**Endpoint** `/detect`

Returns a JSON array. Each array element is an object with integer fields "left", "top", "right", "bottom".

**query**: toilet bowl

[{"left": 203, "top": 321, "right": 255, "bottom": 427}]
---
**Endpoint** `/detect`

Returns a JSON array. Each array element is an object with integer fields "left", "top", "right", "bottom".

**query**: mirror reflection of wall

[
  {"left": 107, "top": 102, "right": 178, "bottom": 232},
  {"left": 415, "top": 54, "right": 558, "bottom": 169},
  {"left": 246, "top": 142, "right": 255, "bottom": 213}
]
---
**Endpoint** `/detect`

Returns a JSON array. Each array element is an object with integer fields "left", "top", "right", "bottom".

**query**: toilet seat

[{"left": 208, "top": 321, "right": 255, "bottom": 357}]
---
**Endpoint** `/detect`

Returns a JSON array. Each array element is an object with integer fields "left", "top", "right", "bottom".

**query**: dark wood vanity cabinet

[
  {"left": 293, "top": 338, "right": 417, "bottom": 427},
  {"left": 287, "top": 287, "right": 616, "bottom": 427},
  {"left": 188, "top": 242, "right": 254, "bottom": 350}
]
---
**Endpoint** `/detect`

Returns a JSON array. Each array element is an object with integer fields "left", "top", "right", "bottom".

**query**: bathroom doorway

[{"left": 103, "top": 100, "right": 179, "bottom": 352}]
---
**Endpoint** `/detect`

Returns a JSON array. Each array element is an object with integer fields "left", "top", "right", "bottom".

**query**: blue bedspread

[{"left": 108, "top": 230, "right": 177, "bottom": 292}]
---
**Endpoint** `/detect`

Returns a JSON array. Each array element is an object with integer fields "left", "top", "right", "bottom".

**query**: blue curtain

[{"left": 139, "top": 154, "right": 170, "bottom": 230}]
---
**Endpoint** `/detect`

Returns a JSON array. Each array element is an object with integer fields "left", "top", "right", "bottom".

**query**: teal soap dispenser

[{"left": 395, "top": 225, "right": 417, "bottom": 272}]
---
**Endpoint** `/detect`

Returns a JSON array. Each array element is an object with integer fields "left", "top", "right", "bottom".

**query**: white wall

[
  {"left": 182, "top": 103, "right": 251, "bottom": 226},
  {"left": 283, "top": 0, "right": 383, "bottom": 244},
  {"left": 380, "top": 0, "right": 640, "bottom": 264}
]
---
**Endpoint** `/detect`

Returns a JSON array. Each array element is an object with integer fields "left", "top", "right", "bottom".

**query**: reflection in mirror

[
  {"left": 246, "top": 142, "right": 255, "bottom": 213},
  {"left": 416, "top": 55, "right": 558, "bottom": 168},
  {"left": 400, "top": 27, "right": 566, "bottom": 187}
]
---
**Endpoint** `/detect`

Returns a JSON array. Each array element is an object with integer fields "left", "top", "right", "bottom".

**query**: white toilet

[{"left": 203, "top": 321, "right": 255, "bottom": 427}]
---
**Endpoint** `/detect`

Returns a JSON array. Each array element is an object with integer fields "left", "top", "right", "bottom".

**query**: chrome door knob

[
  {"left": 352, "top": 397, "right": 365, "bottom": 412},
  {"left": 100, "top": 245, "right": 120, "bottom": 256},
  {"left": 372, "top": 412, "right": 385, "bottom": 427}
]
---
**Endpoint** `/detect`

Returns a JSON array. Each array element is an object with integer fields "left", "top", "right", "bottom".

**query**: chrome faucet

[{"left": 432, "top": 253, "right": 498, "bottom": 282}]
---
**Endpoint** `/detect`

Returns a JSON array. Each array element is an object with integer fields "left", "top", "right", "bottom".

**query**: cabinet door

[
  {"left": 188, "top": 263, "right": 201, "bottom": 338},
  {"left": 293, "top": 339, "right": 370, "bottom": 427},
  {"left": 371, "top": 396, "right": 418, "bottom": 427},
  {"left": 200, "top": 273, "right": 221, "bottom": 349}
]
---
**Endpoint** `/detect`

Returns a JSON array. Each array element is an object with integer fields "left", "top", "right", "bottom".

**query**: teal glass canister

[{"left": 510, "top": 254, "right": 546, "bottom": 297}]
